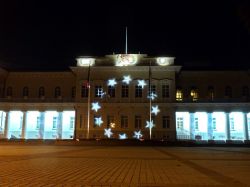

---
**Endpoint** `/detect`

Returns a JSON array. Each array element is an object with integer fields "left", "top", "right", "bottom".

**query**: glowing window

[
  {"left": 121, "top": 115, "right": 128, "bottom": 128},
  {"left": 190, "top": 88, "right": 198, "bottom": 101},
  {"left": 52, "top": 117, "right": 57, "bottom": 129},
  {"left": 176, "top": 89, "right": 183, "bottom": 101},
  {"left": 194, "top": 118, "right": 199, "bottom": 130},
  {"left": 108, "top": 86, "right": 115, "bottom": 98},
  {"left": 212, "top": 118, "right": 216, "bottom": 130},
  {"left": 107, "top": 115, "right": 114, "bottom": 128},
  {"left": 135, "top": 85, "right": 142, "bottom": 98},
  {"left": 162, "top": 85, "right": 169, "bottom": 98},
  {"left": 135, "top": 115, "right": 142, "bottom": 129},
  {"left": 177, "top": 117, "right": 184, "bottom": 129},
  {"left": 121, "top": 85, "right": 129, "bottom": 98},
  {"left": 162, "top": 116, "right": 170, "bottom": 128}
]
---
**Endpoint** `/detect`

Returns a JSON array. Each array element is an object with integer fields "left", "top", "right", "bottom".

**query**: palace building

[{"left": 0, "top": 53, "right": 249, "bottom": 142}]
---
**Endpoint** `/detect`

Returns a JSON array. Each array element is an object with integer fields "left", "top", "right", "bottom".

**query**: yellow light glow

[
  {"left": 77, "top": 57, "right": 95, "bottom": 66},
  {"left": 115, "top": 54, "right": 138, "bottom": 66},
  {"left": 156, "top": 57, "right": 175, "bottom": 66}
]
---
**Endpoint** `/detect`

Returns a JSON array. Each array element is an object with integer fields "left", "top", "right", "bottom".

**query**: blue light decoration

[
  {"left": 145, "top": 120, "right": 154, "bottom": 129},
  {"left": 97, "top": 88, "right": 106, "bottom": 98},
  {"left": 104, "top": 128, "right": 113, "bottom": 138},
  {"left": 94, "top": 117, "right": 103, "bottom": 126},
  {"left": 133, "top": 130, "right": 142, "bottom": 139},
  {"left": 91, "top": 102, "right": 101, "bottom": 112},
  {"left": 119, "top": 133, "right": 127, "bottom": 139},
  {"left": 151, "top": 105, "right": 160, "bottom": 116},
  {"left": 147, "top": 92, "right": 157, "bottom": 100},
  {"left": 122, "top": 75, "right": 132, "bottom": 85},
  {"left": 137, "top": 80, "right": 147, "bottom": 88},
  {"left": 107, "top": 78, "right": 117, "bottom": 87}
]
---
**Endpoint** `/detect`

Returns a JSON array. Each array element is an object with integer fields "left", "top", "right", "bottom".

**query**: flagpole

[
  {"left": 149, "top": 62, "right": 152, "bottom": 140},
  {"left": 87, "top": 64, "right": 91, "bottom": 139}
]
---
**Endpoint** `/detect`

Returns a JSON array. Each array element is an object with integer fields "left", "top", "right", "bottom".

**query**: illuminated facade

[{"left": 0, "top": 54, "right": 249, "bottom": 142}]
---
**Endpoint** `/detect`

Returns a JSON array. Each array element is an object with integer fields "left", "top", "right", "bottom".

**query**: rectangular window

[
  {"left": 134, "top": 115, "right": 142, "bottom": 129},
  {"left": 70, "top": 117, "right": 74, "bottom": 129},
  {"left": 107, "top": 115, "right": 114, "bottom": 128},
  {"left": 121, "top": 85, "right": 129, "bottom": 98},
  {"left": 177, "top": 117, "right": 183, "bottom": 130},
  {"left": 194, "top": 117, "right": 199, "bottom": 130},
  {"left": 162, "top": 116, "right": 170, "bottom": 128},
  {"left": 121, "top": 115, "right": 128, "bottom": 128},
  {"left": 230, "top": 117, "right": 235, "bottom": 130},
  {"left": 95, "top": 86, "right": 103, "bottom": 98},
  {"left": 108, "top": 86, "right": 115, "bottom": 98},
  {"left": 162, "top": 85, "right": 169, "bottom": 98},
  {"left": 212, "top": 117, "right": 216, "bottom": 130},
  {"left": 81, "top": 85, "right": 88, "bottom": 97},
  {"left": 36, "top": 117, "right": 40, "bottom": 129},
  {"left": 135, "top": 85, "right": 142, "bottom": 98},
  {"left": 190, "top": 89, "right": 198, "bottom": 101},
  {"left": 150, "top": 85, "right": 156, "bottom": 94},
  {"left": 52, "top": 117, "right": 57, "bottom": 129},
  {"left": 176, "top": 89, "right": 183, "bottom": 101}
]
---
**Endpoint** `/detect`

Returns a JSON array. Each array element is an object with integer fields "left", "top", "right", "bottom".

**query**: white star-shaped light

[
  {"left": 138, "top": 80, "right": 147, "bottom": 88},
  {"left": 107, "top": 78, "right": 117, "bottom": 87},
  {"left": 122, "top": 75, "right": 132, "bottom": 85},
  {"left": 145, "top": 120, "right": 154, "bottom": 129},
  {"left": 97, "top": 88, "right": 106, "bottom": 98},
  {"left": 147, "top": 92, "right": 157, "bottom": 100},
  {"left": 104, "top": 128, "right": 113, "bottom": 138},
  {"left": 151, "top": 105, "right": 160, "bottom": 116},
  {"left": 91, "top": 102, "right": 101, "bottom": 112},
  {"left": 133, "top": 130, "right": 142, "bottom": 139},
  {"left": 94, "top": 117, "right": 103, "bottom": 126},
  {"left": 119, "top": 133, "right": 127, "bottom": 140}
]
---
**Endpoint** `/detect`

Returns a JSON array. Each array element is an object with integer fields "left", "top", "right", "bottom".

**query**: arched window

[
  {"left": 23, "top": 87, "right": 29, "bottom": 97},
  {"left": 55, "top": 87, "right": 61, "bottom": 98},
  {"left": 6, "top": 87, "right": 12, "bottom": 97},
  {"left": 39, "top": 87, "right": 45, "bottom": 97},
  {"left": 225, "top": 86, "right": 232, "bottom": 98}
]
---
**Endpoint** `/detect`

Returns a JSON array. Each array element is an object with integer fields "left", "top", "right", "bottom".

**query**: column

[
  {"left": 225, "top": 112, "right": 230, "bottom": 141},
  {"left": 21, "top": 111, "right": 27, "bottom": 139},
  {"left": 190, "top": 112, "right": 195, "bottom": 140},
  {"left": 243, "top": 112, "right": 249, "bottom": 140},
  {"left": 207, "top": 112, "right": 213, "bottom": 140},
  {"left": 4, "top": 111, "right": 9, "bottom": 139},
  {"left": 57, "top": 111, "right": 63, "bottom": 139},
  {"left": 39, "top": 112, "right": 45, "bottom": 139}
]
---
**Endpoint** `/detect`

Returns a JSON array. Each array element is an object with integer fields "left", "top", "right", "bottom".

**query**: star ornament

[
  {"left": 107, "top": 78, "right": 117, "bottom": 87},
  {"left": 147, "top": 92, "right": 157, "bottom": 100},
  {"left": 138, "top": 80, "right": 147, "bottom": 88},
  {"left": 151, "top": 105, "right": 160, "bottom": 116},
  {"left": 145, "top": 120, "right": 154, "bottom": 129},
  {"left": 91, "top": 102, "right": 101, "bottom": 112},
  {"left": 133, "top": 130, "right": 142, "bottom": 139},
  {"left": 122, "top": 75, "right": 132, "bottom": 85},
  {"left": 104, "top": 128, "right": 113, "bottom": 138},
  {"left": 94, "top": 117, "right": 103, "bottom": 126},
  {"left": 119, "top": 133, "right": 127, "bottom": 140}
]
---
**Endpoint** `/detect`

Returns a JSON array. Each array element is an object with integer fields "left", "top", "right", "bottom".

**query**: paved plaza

[{"left": 0, "top": 144, "right": 249, "bottom": 186}]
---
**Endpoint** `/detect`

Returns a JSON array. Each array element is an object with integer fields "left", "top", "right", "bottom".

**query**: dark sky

[{"left": 0, "top": 0, "right": 250, "bottom": 70}]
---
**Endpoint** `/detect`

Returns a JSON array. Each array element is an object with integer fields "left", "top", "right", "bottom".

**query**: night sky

[{"left": 0, "top": 0, "right": 250, "bottom": 70}]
